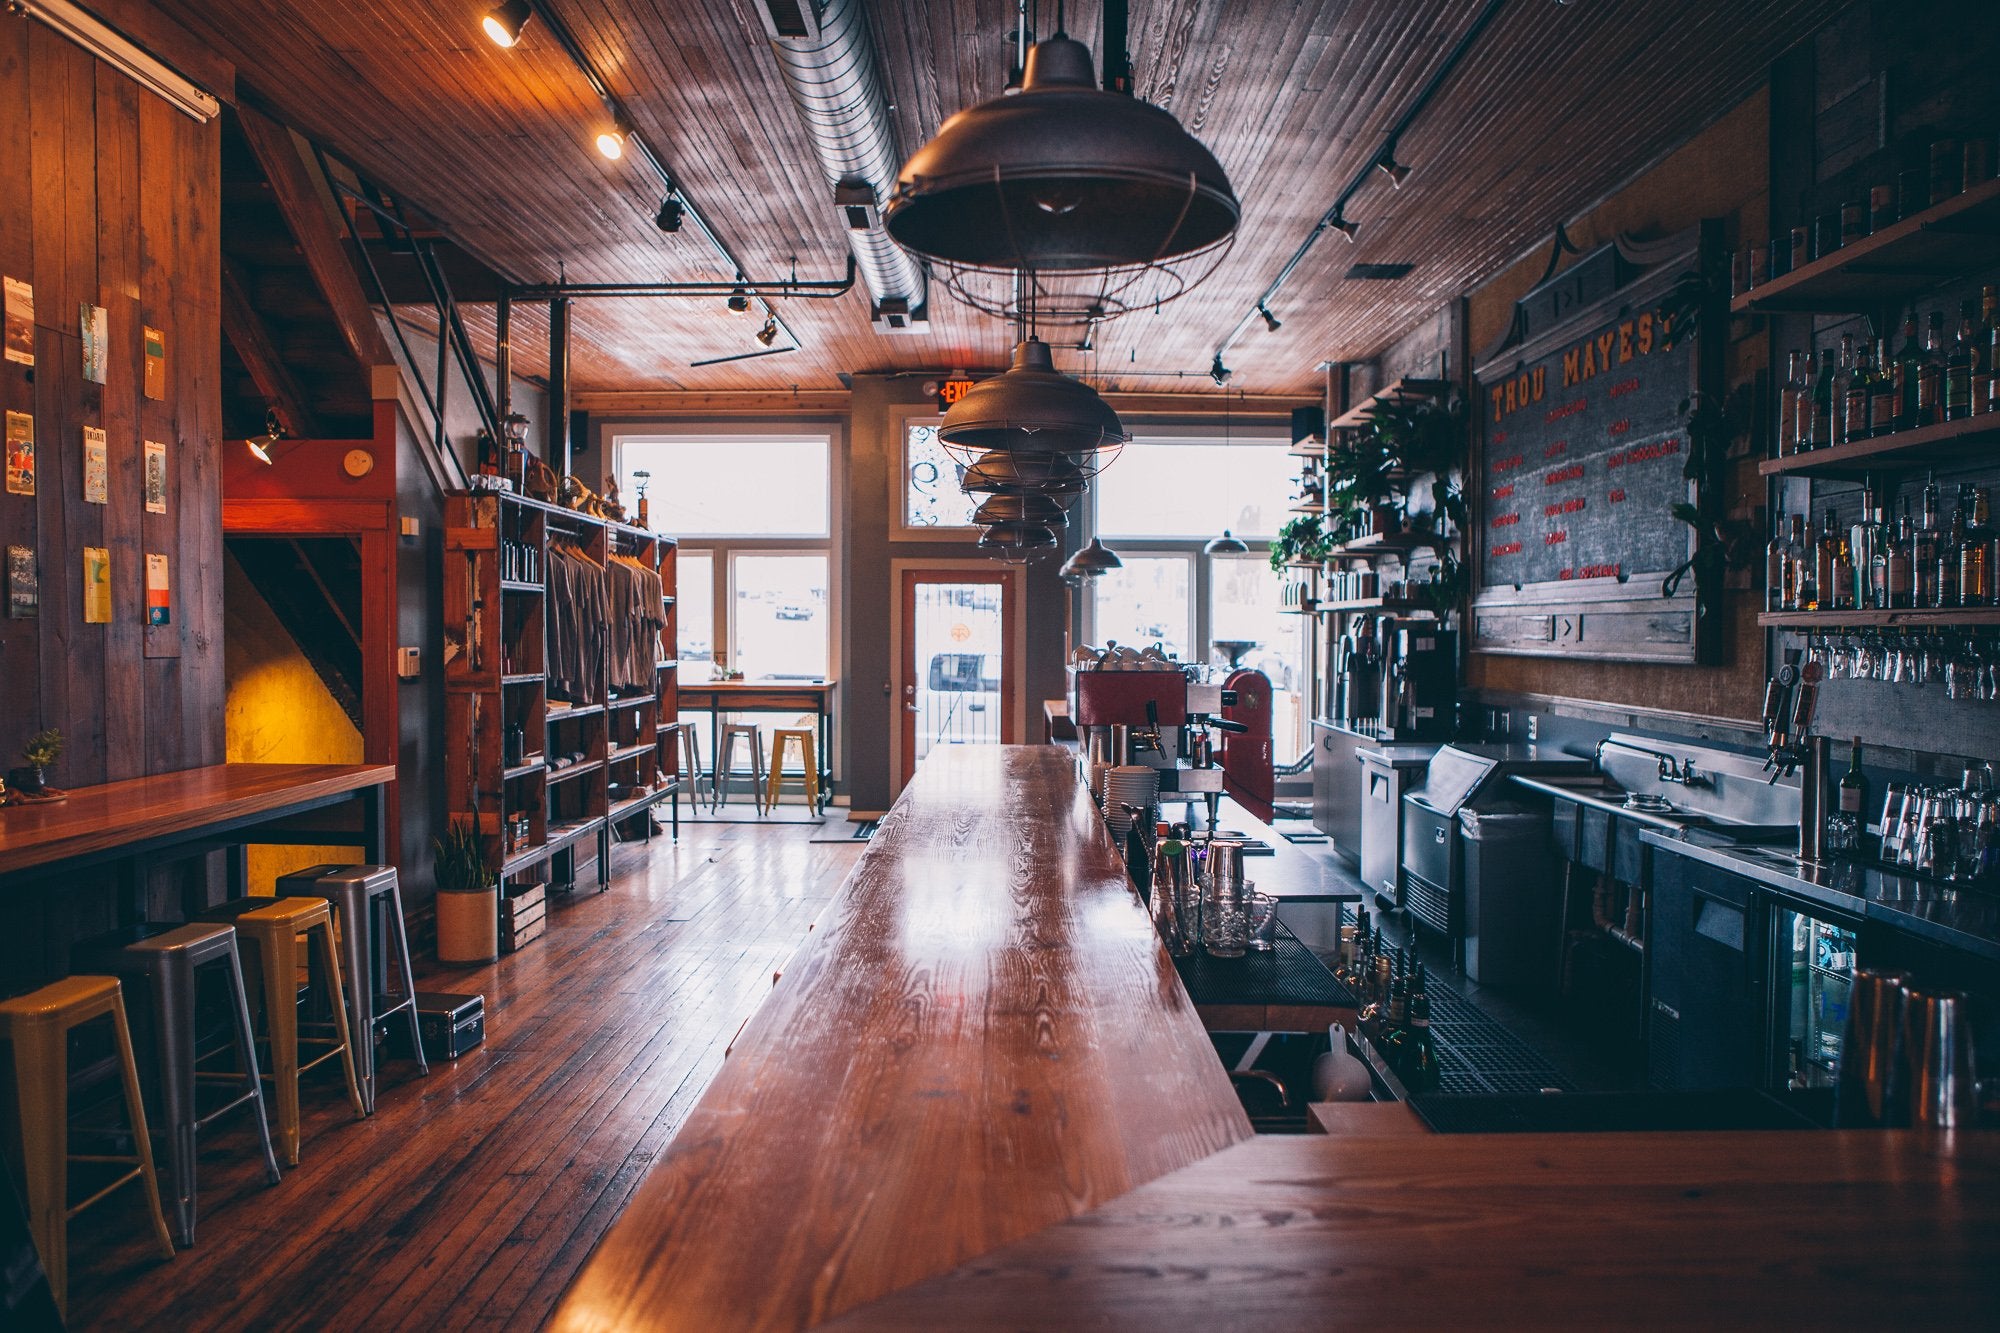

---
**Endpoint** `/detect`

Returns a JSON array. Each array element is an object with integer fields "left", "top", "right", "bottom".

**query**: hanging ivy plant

[{"left": 1270, "top": 513, "right": 1335, "bottom": 573}]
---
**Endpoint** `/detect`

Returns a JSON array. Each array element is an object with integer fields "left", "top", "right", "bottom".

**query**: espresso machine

[{"left": 1071, "top": 666, "right": 1268, "bottom": 829}]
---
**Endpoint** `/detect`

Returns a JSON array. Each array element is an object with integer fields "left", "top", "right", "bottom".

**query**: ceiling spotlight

[
  {"left": 1258, "top": 304, "right": 1282, "bottom": 333},
  {"left": 655, "top": 196, "right": 684, "bottom": 232},
  {"left": 755, "top": 316, "right": 779, "bottom": 346},
  {"left": 596, "top": 119, "right": 629, "bottom": 161},
  {"left": 481, "top": 0, "right": 533, "bottom": 47},
  {"left": 246, "top": 409, "right": 285, "bottom": 466},
  {"left": 1376, "top": 150, "right": 1411, "bottom": 188},
  {"left": 1331, "top": 213, "right": 1360, "bottom": 242},
  {"left": 726, "top": 286, "right": 751, "bottom": 314},
  {"left": 1203, "top": 529, "right": 1250, "bottom": 555},
  {"left": 1209, "top": 355, "right": 1231, "bottom": 386}
]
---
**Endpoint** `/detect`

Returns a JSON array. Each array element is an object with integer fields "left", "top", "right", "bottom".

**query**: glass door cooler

[{"left": 1768, "top": 895, "right": 1861, "bottom": 1091}]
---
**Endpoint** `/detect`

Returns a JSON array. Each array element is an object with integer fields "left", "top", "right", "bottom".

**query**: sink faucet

[{"left": 1657, "top": 754, "right": 1705, "bottom": 787}]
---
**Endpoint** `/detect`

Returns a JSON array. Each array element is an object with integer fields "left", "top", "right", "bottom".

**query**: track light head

[
  {"left": 1209, "top": 355, "right": 1231, "bottom": 386},
  {"left": 482, "top": 0, "right": 533, "bottom": 47},
  {"left": 596, "top": 119, "right": 629, "bottom": 160},
  {"left": 247, "top": 409, "right": 285, "bottom": 465},
  {"left": 1376, "top": 151, "right": 1411, "bottom": 188},
  {"left": 1258, "top": 304, "right": 1281, "bottom": 333},
  {"left": 726, "top": 286, "right": 751, "bottom": 314},
  {"left": 756, "top": 317, "right": 779, "bottom": 346},
  {"left": 1332, "top": 213, "right": 1360, "bottom": 242},
  {"left": 654, "top": 196, "right": 684, "bottom": 232}
]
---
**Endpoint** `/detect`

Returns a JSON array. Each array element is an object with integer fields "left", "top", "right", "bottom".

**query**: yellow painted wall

[{"left": 223, "top": 550, "right": 365, "bottom": 892}]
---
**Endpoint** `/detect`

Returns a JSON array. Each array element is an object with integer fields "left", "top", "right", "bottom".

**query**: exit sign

[{"left": 936, "top": 375, "right": 974, "bottom": 411}]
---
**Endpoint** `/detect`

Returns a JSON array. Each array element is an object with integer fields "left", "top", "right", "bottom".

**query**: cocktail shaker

[
  {"left": 1834, "top": 968, "right": 1908, "bottom": 1127},
  {"left": 1150, "top": 838, "right": 1194, "bottom": 957},
  {"left": 1902, "top": 985, "right": 1979, "bottom": 1128}
]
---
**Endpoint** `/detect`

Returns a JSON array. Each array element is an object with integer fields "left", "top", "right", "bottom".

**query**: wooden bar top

[
  {"left": 831, "top": 1129, "right": 2000, "bottom": 1328},
  {"left": 553, "top": 746, "right": 1251, "bottom": 1332},
  {"left": 0, "top": 762, "right": 396, "bottom": 877}
]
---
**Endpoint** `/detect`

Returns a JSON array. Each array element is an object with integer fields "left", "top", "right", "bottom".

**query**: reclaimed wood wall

[{"left": 0, "top": 19, "right": 224, "bottom": 786}]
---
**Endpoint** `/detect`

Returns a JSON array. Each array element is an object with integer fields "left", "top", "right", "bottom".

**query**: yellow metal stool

[
  {"left": 197, "top": 896, "right": 366, "bottom": 1166},
  {"left": 766, "top": 726, "right": 822, "bottom": 814},
  {"left": 0, "top": 975, "right": 176, "bottom": 1318}
]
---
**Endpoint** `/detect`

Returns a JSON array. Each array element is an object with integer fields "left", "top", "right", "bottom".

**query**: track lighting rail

[{"left": 507, "top": 257, "right": 858, "bottom": 302}]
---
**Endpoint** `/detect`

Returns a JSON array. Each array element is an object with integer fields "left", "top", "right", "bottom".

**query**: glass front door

[
  {"left": 899, "top": 569, "right": 1017, "bottom": 789},
  {"left": 1771, "top": 900, "right": 1859, "bottom": 1089}
]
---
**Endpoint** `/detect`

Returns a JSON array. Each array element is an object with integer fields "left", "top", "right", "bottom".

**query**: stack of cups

[
  {"left": 1104, "top": 767, "right": 1160, "bottom": 844},
  {"left": 1205, "top": 839, "right": 1249, "bottom": 958}
]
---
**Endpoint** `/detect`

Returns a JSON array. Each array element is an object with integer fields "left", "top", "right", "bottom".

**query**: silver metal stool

[
  {"left": 69, "top": 921, "right": 281, "bottom": 1247},
  {"left": 714, "top": 723, "right": 767, "bottom": 814},
  {"left": 272, "top": 864, "right": 427, "bottom": 1114}
]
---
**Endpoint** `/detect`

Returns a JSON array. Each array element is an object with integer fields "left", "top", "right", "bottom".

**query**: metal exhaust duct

[{"left": 756, "top": 0, "right": 928, "bottom": 333}]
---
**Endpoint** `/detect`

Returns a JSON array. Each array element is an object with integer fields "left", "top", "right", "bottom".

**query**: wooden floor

[{"left": 69, "top": 819, "right": 864, "bottom": 1331}]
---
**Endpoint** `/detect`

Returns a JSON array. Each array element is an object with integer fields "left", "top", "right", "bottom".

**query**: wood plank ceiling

[{"left": 157, "top": 0, "right": 1846, "bottom": 396}]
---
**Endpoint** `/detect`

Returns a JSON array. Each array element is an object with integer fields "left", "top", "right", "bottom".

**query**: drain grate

[{"left": 1421, "top": 972, "right": 1574, "bottom": 1096}]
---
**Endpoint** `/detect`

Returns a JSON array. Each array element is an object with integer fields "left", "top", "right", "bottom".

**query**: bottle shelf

[
  {"left": 1327, "top": 377, "right": 1454, "bottom": 429},
  {"left": 1732, "top": 175, "right": 2000, "bottom": 316},
  {"left": 1760, "top": 412, "right": 2000, "bottom": 479},
  {"left": 1330, "top": 531, "right": 1449, "bottom": 559},
  {"left": 1759, "top": 607, "right": 2000, "bottom": 629}
]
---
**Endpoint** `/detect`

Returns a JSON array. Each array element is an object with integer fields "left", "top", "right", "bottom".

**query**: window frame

[
  {"left": 612, "top": 430, "right": 833, "bottom": 541},
  {"left": 889, "top": 406, "right": 981, "bottom": 541},
  {"left": 1091, "top": 424, "right": 1294, "bottom": 543}
]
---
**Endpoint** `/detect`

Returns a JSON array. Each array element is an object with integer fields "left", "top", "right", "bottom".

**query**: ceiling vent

[
  {"left": 1345, "top": 262, "right": 1415, "bottom": 280},
  {"left": 760, "top": 0, "right": 815, "bottom": 40}
]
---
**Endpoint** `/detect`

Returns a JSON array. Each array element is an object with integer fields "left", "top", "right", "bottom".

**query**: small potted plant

[
  {"left": 13, "top": 729, "right": 65, "bottom": 795},
  {"left": 433, "top": 817, "right": 499, "bottom": 964}
]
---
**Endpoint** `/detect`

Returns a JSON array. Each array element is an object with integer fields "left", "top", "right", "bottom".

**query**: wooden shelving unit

[
  {"left": 1326, "top": 376, "right": 1454, "bottom": 429},
  {"left": 1329, "top": 530, "right": 1449, "bottom": 559},
  {"left": 1759, "top": 607, "right": 2000, "bottom": 629},
  {"left": 444, "top": 490, "right": 680, "bottom": 952},
  {"left": 1759, "top": 412, "right": 2000, "bottom": 478},
  {"left": 1732, "top": 175, "right": 2000, "bottom": 316},
  {"left": 1314, "top": 595, "right": 1436, "bottom": 616}
]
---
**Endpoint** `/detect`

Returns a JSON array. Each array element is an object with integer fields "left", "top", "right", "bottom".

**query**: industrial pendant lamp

[
  {"left": 977, "top": 521, "right": 1060, "bottom": 556},
  {"left": 885, "top": 30, "right": 1236, "bottom": 328},
  {"left": 939, "top": 338, "right": 1127, "bottom": 464},
  {"left": 972, "top": 493, "right": 1070, "bottom": 529},
  {"left": 960, "top": 449, "right": 1089, "bottom": 503},
  {"left": 1204, "top": 529, "right": 1249, "bottom": 555},
  {"left": 887, "top": 36, "right": 1236, "bottom": 273},
  {"left": 1059, "top": 536, "right": 1123, "bottom": 582}
]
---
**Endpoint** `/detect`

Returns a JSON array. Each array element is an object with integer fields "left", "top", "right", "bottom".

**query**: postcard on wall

[
  {"left": 3, "top": 276, "right": 33, "bottom": 367},
  {"left": 83, "top": 425, "right": 108, "bottom": 504},
  {"left": 81, "top": 303, "right": 109, "bottom": 383},
  {"left": 5, "top": 410, "right": 32, "bottom": 496},
  {"left": 6, "top": 545, "right": 35, "bottom": 620},
  {"left": 142, "top": 325, "right": 166, "bottom": 399},
  {"left": 83, "top": 546, "right": 110, "bottom": 624},
  {"left": 144, "top": 438, "right": 167, "bottom": 513},
  {"left": 145, "top": 552, "right": 170, "bottom": 626}
]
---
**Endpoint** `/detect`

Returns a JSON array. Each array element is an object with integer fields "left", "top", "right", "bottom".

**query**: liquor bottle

[
  {"left": 1814, "top": 506, "right": 1837, "bottom": 613},
  {"left": 1767, "top": 515, "right": 1790, "bottom": 612},
  {"left": 1836, "top": 737, "right": 1867, "bottom": 854},
  {"left": 1915, "top": 473, "right": 1941, "bottom": 608},
  {"left": 1778, "top": 349, "right": 1806, "bottom": 456},
  {"left": 1962, "top": 486, "right": 1992, "bottom": 606},
  {"left": 1849, "top": 487, "right": 1879, "bottom": 610},
  {"left": 1867, "top": 336, "right": 1899, "bottom": 436},
  {"left": 1829, "top": 507, "right": 1856, "bottom": 610},
  {"left": 1379, "top": 973, "right": 1412, "bottom": 1068},
  {"left": 1809, "top": 346, "right": 1837, "bottom": 450},
  {"left": 1798, "top": 511, "right": 1821, "bottom": 611},
  {"left": 1780, "top": 514, "right": 1805, "bottom": 611},
  {"left": 1918, "top": 311, "right": 1946, "bottom": 428},
  {"left": 1982, "top": 286, "right": 2000, "bottom": 415},
  {"left": 1868, "top": 493, "right": 1891, "bottom": 610},
  {"left": 1896, "top": 312, "right": 1924, "bottom": 430},
  {"left": 1839, "top": 333, "right": 1866, "bottom": 445},
  {"left": 1402, "top": 986, "right": 1441, "bottom": 1091},
  {"left": 1937, "top": 488, "right": 1965, "bottom": 608},
  {"left": 1946, "top": 302, "right": 1976, "bottom": 420},
  {"left": 1887, "top": 502, "right": 1912, "bottom": 608}
]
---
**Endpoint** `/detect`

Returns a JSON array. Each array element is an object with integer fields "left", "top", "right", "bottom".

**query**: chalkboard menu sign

[{"left": 1470, "top": 225, "right": 1722, "bottom": 663}]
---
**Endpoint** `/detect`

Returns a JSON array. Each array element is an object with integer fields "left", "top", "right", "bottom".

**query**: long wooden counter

[
  {"left": 830, "top": 1128, "right": 2000, "bottom": 1327},
  {"left": 553, "top": 745, "right": 1251, "bottom": 1332},
  {"left": 0, "top": 762, "right": 396, "bottom": 880}
]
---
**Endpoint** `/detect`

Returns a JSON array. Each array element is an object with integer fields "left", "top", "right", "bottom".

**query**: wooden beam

[
  {"left": 573, "top": 390, "right": 854, "bottom": 415},
  {"left": 220, "top": 257, "right": 318, "bottom": 439},
  {"left": 235, "top": 101, "right": 394, "bottom": 371}
]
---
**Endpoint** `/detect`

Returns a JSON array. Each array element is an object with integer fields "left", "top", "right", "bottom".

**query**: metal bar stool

[
  {"left": 766, "top": 727, "right": 822, "bottom": 814},
  {"left": 670, "top": 721, "right": 703, "bottom": 832},
  {"left": 714, "top": 723, "right": 767, "bottom": 814},
  {"left": 273, "top": 865, "right": 427, "bottom": 1114},
  {"left": 0, "top": 976, "right": 176, "bottom": 1317},
  {"left": 195, "top": 897, "right": 366, "bottom": 1166},
  {"left": 69, "top": 923, "right": 281, "bottom": 1247}
]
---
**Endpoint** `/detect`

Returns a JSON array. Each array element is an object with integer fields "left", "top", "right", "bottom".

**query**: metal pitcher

[{"left": 1834, "top": 969, "right": 1908, "bottom": 1127}]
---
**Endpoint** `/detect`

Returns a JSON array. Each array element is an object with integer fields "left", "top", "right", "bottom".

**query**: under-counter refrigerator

[{"left": 1767, "top": 895, "right": 1860, "bottom": 1090}]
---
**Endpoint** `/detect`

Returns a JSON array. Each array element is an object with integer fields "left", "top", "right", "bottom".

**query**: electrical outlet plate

[{"left": 398, "top": 646, "right": 421, "bottom": 679}]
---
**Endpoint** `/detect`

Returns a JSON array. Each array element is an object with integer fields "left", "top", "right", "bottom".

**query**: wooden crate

[{"left": 502, "top": 881, "right": 547, "bottom": 952}]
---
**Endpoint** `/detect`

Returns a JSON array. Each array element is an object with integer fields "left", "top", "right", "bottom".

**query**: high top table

[
  {"left": 678, "top": 679, "right": 835, "bottom": 807},
  {"left": 0, "top": 763, "right": 397, "bottom": 926}
]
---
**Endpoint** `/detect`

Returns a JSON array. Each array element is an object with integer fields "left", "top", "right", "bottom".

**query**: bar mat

[{"left": 1174, "top": 924, "right": 1357, "bottom": 1010}]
